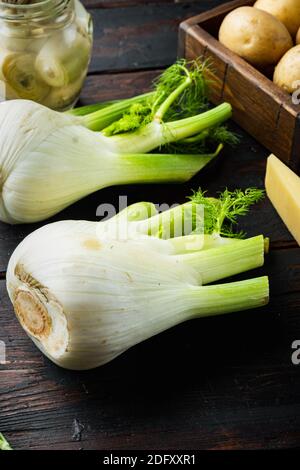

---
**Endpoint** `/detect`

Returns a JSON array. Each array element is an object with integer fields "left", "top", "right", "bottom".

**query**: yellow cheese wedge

[{"left": 265, "top": 154, "right": 300, "bottom": 245}]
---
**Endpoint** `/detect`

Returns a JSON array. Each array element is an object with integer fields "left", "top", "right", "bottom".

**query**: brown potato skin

[
  {"left": 274, "top": 45, "right": 300, "bottom": 94},
  {"left": 219, "top": 6, "right": 293, "bottom": 67},
  {"left": 254, "top": 0, "right": 300, "bottom": 37}
]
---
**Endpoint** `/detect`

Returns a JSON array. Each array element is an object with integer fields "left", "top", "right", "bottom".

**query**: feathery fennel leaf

[
  {"left": 209, "top": 126, "right": 240, "bottom": 146},
  {"left": 162, "top": 125, "right": 239, "bottom": 155},
  {"left": 103, "top": 59, "right": 209, "bottom": 136},
  {"left": 102, "top": 102, "right": 152, "bottom": 136},
  {"left": 190, "top": 188, "right": 265, "bottom": 238},
  {"left": 151, "top": 59, "right": 209, "bottom": 121}
]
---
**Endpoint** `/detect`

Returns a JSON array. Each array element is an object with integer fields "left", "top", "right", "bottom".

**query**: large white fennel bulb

[{"left": 7, "top": 201, "right": 269, "bottom": 370}]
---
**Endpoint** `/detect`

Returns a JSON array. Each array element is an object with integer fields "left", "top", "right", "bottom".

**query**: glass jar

[{"left": 0, "top": 0, "right": 93, "bottom": 110}]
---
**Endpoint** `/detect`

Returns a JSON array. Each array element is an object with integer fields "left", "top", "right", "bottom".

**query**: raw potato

[
  {"left": 254, "top": 0, "right": 300, "bottom": 37},
  {"left": 274, "top": 45, "right": 300, "bottom": 93},
  {"left": 219, "top": 6, "right": 293, "bottom": 67}
]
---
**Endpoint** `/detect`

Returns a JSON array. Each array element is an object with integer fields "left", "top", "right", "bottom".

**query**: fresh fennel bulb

[
  {"left": 0, "top": 60, "right": 234, "bottom": 224},
  {"left": 7, "top": 191, "right": 269, "bottom": 370}
]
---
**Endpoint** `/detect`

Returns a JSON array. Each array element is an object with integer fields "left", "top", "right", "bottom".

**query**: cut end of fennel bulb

[
  {"left": 12, "top": 265, "right": 69, "bottom": 360},
  {"left": 14, "top": 289, "right": 52, "bottom": 339}
]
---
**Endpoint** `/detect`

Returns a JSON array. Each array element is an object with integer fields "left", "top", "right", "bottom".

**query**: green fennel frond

[
  {"left": 190, "top": 188, "right": 265, "bottom": 237},
  {"left": 103, "top": 59, "right": 209, "bottom": 136},
  {"left": 209, "top": 126, "right": 240, "bottom": 146},
  {"left": 151, "top": 59, "right": 209, "bottom": 121},
  {"left": 161, "top": 125, "right": 239, "bottom": 155}
]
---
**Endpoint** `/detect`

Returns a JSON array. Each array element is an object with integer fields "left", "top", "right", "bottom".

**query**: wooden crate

[{"left": 178, "top": 0, "right": 300, "bottom": 171}]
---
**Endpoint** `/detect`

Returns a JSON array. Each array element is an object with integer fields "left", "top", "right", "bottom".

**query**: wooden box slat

[{"left": 179, "top": 0, "right": 300, "bottom": 170}]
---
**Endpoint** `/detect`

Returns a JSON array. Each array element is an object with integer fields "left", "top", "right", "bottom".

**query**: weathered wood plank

[
  {"left": 81, "top": 69, "right": 161, "bottom": 102},
  {"left": 83, "top": 0, "right": 214, "bottom": 9}
]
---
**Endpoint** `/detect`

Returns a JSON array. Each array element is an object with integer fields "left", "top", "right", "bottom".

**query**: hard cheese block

[{"left": 265, "top": 154, "right": 300, "bottom": 245}]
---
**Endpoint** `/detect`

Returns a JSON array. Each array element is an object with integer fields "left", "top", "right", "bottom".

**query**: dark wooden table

[{"left": 0, "top": 0, "right": 300, "bottom": 450}]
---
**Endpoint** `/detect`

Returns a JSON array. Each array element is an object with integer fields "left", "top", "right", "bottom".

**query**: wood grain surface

[
  {"left": 0, "top": 0, "right": 299, "bottom": 450},
  {"left": 88, "top": 2, "right": 221, "bottom": 72}
]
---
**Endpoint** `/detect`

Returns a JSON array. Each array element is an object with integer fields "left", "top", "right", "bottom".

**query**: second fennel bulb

[{"left": 0, "top": 60, "right": 234, "bottom": 224}]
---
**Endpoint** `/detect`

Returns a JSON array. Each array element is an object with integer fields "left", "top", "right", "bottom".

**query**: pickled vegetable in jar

[{"left": 0, "top": 0, "right": 93, "bottom": 110}]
